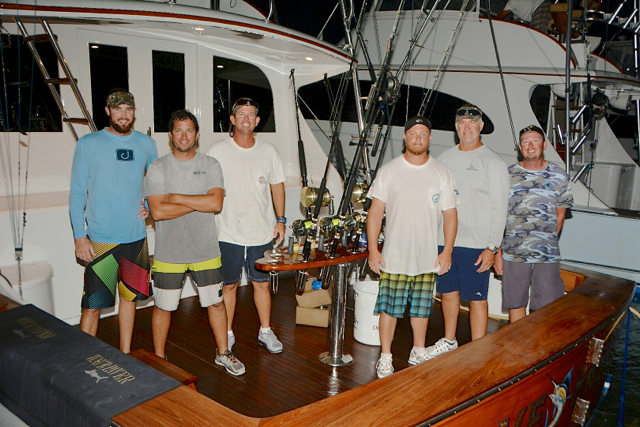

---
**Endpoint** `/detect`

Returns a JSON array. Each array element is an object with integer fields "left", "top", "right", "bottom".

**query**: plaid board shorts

[
  {"left": 374, "top": 272, "right": 436, "bottom": 319},
  {"left": 82, "top": 238, "right": 151, "bottom": 310}
]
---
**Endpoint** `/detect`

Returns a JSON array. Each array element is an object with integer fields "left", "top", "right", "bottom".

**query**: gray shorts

[{"left": 501, "top": 260, "right": 565, "bottom": 311}]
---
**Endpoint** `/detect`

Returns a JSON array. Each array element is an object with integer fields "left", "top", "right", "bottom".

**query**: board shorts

[
  {"left": 374, "top": 272, "right": 436, "bottom": 318},
  {"left": 152, "top": 257, "right": 224, "bottom": 311},
  {"left": 82, "top": 238, "right": 151, "bottom": 310}
]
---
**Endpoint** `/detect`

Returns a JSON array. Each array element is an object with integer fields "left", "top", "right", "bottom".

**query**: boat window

[
  {"left": 213, "top": 56, "right": 275, "bottom": 133},
  {"left": 152, "top": 50, "right": 186, "bottom": 132},
  {"left": 298, "top": 77, "right": 494, "bottom": 134},
  {"left": 89, "top": 44, "right": 129, "bottom": 131},
  {"left": 0, "top": 35, "right": 62, "bottom": 132}
]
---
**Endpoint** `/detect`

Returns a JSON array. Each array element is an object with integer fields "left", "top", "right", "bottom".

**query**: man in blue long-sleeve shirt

[{"left": 69, "top": 89, "right": 157, "bottom": 353}]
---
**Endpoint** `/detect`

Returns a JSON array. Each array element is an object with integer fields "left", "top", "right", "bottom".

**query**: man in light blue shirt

[{"left": 69, "top": 89, "right": 157, "bottom": 353}]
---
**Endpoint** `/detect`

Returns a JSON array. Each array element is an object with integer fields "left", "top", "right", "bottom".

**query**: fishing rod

[
  {"left": 337, "top": 0, "right": 407, "bottom": 217},
  {"left": 289, "top": 69, "right": 309, "bottom": 189}
]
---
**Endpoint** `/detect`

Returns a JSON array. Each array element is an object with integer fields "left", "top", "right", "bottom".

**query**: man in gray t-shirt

[{"left": 144, "top": 110, "right": 245, "bottom": 376}]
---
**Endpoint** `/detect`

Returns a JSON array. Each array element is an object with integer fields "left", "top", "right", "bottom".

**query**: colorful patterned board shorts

[
  {"left": 82, "top": 238, "right": 151, "bottom": 310},
  {"left": 374, "top": 272, "right": 436, "bottom": 319}
]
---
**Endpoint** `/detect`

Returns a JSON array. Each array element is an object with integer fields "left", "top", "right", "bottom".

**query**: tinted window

[
  {"left": 298, "top": 77, "right": 495, "bottom": 135},
  {"left": 0, "top": 35, "right": 61, "bottom": 132},
  {"left": 213, "top": 56, "right": 275, "bottom": 133},
  {"left": 89, "top": 43, "right": 128, "bottom": 131},
  {"left": 153, "top": 50, "right": 185, "bottom": 132}
]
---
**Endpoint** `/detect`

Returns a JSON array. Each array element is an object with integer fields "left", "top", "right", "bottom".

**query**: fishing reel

[
  {"left": 350, "top": 182, "right": 369, "bottom": 204},
  {"left": 300, "top": 186, "right": 332, "bottom": 210}
]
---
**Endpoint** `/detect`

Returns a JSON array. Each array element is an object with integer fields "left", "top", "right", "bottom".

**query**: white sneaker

[
  {"left": 408, "top": 348, "right": 429, "bottom": 365},
  {"left": 258, "top": 329, "right": 283, "bottom": 353},
  {"left": 425, "top": 338, "right": 458, "bottom": 359},
  {"left": 376, "top": 356, "right": 394, "bottom": 378}
]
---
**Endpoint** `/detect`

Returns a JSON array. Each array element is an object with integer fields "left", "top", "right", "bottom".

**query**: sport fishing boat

[{"left": 0, "top": 1, "right": 637, "bottom": 426}]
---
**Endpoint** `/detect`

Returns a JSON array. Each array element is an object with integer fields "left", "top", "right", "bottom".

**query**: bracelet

[{"left": 276, "top": 216, "right": 287, "bottom": 224}]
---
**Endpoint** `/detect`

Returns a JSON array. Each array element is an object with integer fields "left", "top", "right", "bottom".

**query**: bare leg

[
  {"left": 222, "top": 282, "right": 238, "bottom": 332},
  {"left": 410, "top": 317, "right": 429, "bottom": 348},
  {"left": 118, "top": 297, "right": 136, "bottom": 353},
  {"left": 509, "top": 307, "right": 527, "bottom": 323},
  {"left": 379, "top": 312, "right": 398, "bottom": 354},
  {"left": 441, "top": 291, "right": 460, "bottom": 341},
  {"left": 469, "top": 299, "right": 488, "bottom": 341},
  {"left": 252, "top": 280, "right": 271, "bottom": 329},
  {"left": 152, "top": 306, "right": 172, "bottom": 358},
  {"left": 207, "top": 301, "right": 229, "bottom": 354},
  {"left": 79, "top": 308, "right": 100, "bottom": 336}
]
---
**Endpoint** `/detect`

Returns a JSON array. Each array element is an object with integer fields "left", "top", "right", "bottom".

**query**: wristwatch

[
  {"left": 276, "top": 216, "right": 287, "bottom": 224},
  {"left": 486, "top": 246, "right": 499, "bottom": 254}
]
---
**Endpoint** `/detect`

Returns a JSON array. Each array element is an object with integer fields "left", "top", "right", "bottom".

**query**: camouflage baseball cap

[{"left": 107, "top": 90, "right": 135, "bottom": 109}]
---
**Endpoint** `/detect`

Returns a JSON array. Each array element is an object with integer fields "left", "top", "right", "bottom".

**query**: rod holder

[
  {"left": 295, "top": 270, "right": 308, "bottom": 295},
  {"left": 319, "top": 263, "right": 353, "bottom": 366}
]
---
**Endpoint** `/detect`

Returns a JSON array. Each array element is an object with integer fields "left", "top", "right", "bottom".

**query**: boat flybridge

[{"left": 0, "top": 1, "right": 637, "bottom": 426}]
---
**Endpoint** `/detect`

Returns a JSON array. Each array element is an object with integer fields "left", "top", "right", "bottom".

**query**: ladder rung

[
  {"left": 63, "top": 118, "right": 90, "bottom": 125},
  {"left": 24, "top": 34, "right": 57, "bottom": 43},
  {"left": 44, "top": 78, "right": 77, "bottom": 85},
  {"left": 7, "top": 81, "right": 30, "bottom": 87}
]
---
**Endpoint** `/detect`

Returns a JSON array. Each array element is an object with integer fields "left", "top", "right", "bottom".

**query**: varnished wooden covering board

[
  {"left": 0, "top": 293, "right": 21, "bottom": 312},
  {"left": 113, "top": 269, "right": 634, "bottom": 426},
  {"left": 112, "top": 386, "right": 259, "bottom": 427}
]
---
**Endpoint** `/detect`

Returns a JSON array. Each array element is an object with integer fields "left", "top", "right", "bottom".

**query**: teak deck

[{"left": 97, "top": 273, "right": 502, "bottom": 418}]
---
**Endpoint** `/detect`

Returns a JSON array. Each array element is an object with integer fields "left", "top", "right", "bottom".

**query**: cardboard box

[
  {"left": 295, "top": 277, "right": 332, "bottom": 308},
  {"left": 296, "top": 305, "right": 331, "bottom": 328}
]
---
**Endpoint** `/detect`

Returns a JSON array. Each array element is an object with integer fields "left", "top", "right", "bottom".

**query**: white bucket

[
  {"left": 353, "top": 278, "right": 380, "bottom": 346},
  {"left": 1, "top": 261, "right": 54, "bottom": 314}
]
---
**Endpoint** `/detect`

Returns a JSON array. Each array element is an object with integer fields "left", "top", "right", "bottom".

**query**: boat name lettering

[
  {"left": 15, "top": 317, "right": 55, "bottom": 339},
  {"left": 86, "top": 354, "right": 135, "bottom": 384}
]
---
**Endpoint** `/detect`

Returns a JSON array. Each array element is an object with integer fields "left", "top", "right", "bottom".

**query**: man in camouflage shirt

[{"left": 494, "top": 125, "right": 573, "bottom": 323}]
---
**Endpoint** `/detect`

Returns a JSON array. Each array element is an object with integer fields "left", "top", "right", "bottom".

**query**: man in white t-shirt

[
  {"left": 206, "top": 98, "right": 286, "bottom": 355},
  {"left": 368, "top": 116, "right": 458, "bottom": 379},
  {"left": 427, "top": 105, "right": 508, "bottom": 360}
]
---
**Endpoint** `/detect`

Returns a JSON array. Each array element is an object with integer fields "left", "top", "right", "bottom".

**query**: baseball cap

[
  {"left": 519, "top": 125, "right": 545, "bottom": 141},
  {"left": 404, "top": 116, "right": 432, "bottom": 132},
  {"left": 107, "top": 90, "right": 135, "bottom": 109}
]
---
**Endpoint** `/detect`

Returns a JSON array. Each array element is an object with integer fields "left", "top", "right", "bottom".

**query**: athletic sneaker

[
  {"left": 258, "top": 329, "right": 283, "bottom": 353},
  {"left": 215, "top": 350, "right": 246, "bottom": 376},
  {"left": 408, "top": 348, "right": 429, "bottom": 365},
  {"left": 227, "top": 333, "right": 235, "bottom": 351},
  {"left": 376, "top": 356, "right": 394, "bottom": 378},
  {"left": 425, "top": 338, "right": 458, "bottom": 359}
]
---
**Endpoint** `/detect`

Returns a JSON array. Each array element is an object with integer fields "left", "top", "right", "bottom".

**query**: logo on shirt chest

[
  {"left": 193, "top": 171, "right": 206, "bottom": 175},
  {"left": 466, "top": 163, "right": 478, "bottom": 172},
  {"left": 258, "top": 176, "right": 267, "bottom": 184},
  {"left": 116, "top": 149, "right": 134, "bottom": 162}
]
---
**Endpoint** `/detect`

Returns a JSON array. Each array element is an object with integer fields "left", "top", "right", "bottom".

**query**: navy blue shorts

[
  {"left": 219, "top": 241, "right": 271, "bottom": 284},
  {"left": 436, "top": 246, "right": 490, "bottom": 301}
]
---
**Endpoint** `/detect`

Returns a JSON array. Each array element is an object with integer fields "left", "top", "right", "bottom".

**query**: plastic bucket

[
  {"left": 353, "top": 278, "right": 380, "bottom": 346},
  {"left": 1, "top": 261, "right": 54, "bottom": 314}
]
